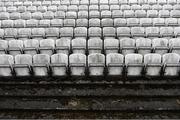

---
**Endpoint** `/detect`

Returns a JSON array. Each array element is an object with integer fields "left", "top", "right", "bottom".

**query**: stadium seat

[
  {"left": 125, "top": 54, "right": 143, "bottom": 76},
  {"left": 14, "top": 54, "right": 32, "bottom": 76},
  {"left": 88, "top": 38, "right": 103, "bottom": 54},
  {"left": 42, "top": 1, "right": 51, "bottom": 6},
  {"left": 24, "top": 39, "right": 39, "bottom": 56},
  {"left": 104, "top": 38, "right": 119, "bottom": 54},
  {"left": 31, "top": 28, "right": 45, "bottom": 39},
  {"left": 66, "top": 11, "right": 77, "bottom": 19},
  {"left": 114, "top": 18, "right": 126, "bottom": 27},
  {"left": 88, "top": 27, "right": 102, "bottom": 38},
  {"left": 39, "top": 39, "right": 55, "bottom": 55},
  {"left": 27, "top": 6, "right": 37, "bottom": 13},
  {"left": 163, "top": 53, "right": 180, "bottom": 76},
  {"left": 50, "top": 53, "right": 68, "bottom": 76},
  {"left": 0, "top": 12, "right": 9, "bottom": 20},
  {"left": 57, "top": 5, "right": 67, "bottom": 11},
  {"left": 152, "top": 38, "right": 169, "bottom": 55},
  {"left": 69, "top": 53, "right": 86, "bottom": 76},
  {"left": 171, "top": 10, "right": 180, "bottom": 18},
  {"left": 127, "top": 18, "right": 139, "bottom": 26},
  {"left": 39, "top": 19, "right": 51, "bottom": 27},
  {"left": 8, "top": 40, "right": 23, "bottom": 56},
  {"left": 169, "top": 38, "right": 180, "bottom": 55},
  {"left": 78, "top": 11, "right": 88, "bottom": 18},
  {"left": 136, "top": 38, "right": 152, "bottom": 55},
  {"left": 37, "top": 6, "right": 47, "bottom": 13},
  {"left": 32, "top": 12, "right": 43, "bottom": 20},
  {"left": 103, "top": 27, "right": 116, "bottom": 38},
  {"left": 89, "top": 18, "right": 100, "bottom": 27},
  {"left": 0, "top": 40, "right": 8, "bottom": 54},
  {"left": 18, "top": 28, "right": 31, "bottom": 40},
  {"left": 165, "top": 18, "right": 178, "bottom": 26},
  {"left": 144, "top": 53, "right": 162, "bottom": 76},
  {"left": 163, "top": 4, "right": 173, "bottom": 10},
  {"left": 60, "top": 27, "right": 73, "bottom": 38},
  {"left": 72, "top": 38, "right": 86, "bottom": 54},
  {"left": 14, "top": 19, "right": 26, "bottom": 28},
  {"left": 0, "top": 54, "right": 14, "bottom": 77},
  {"left": 32, "top": 54, "right": 50, "bottom": 76},
  {"left": 68, "top": 5, "right": 78, "bottom": 11},
  {"left": 79, "top": 5, "right": 89, "bottom": 11},
  {"left": 153, "top": 18, "right": 165, "bottom": 26},
  {"left": 106, "top": 53, "right": 124, "bottom": 76},
  {"left": 131, "top": 5, "right": 141, "bottom": 10},
  {"left": 45, "top": 28, "right": 59, "bottom": 39},
  {"left": 110, "top": 5, "right": 120, "bottom": 11},
  {"left": 43, "top": 11, "right": 54, "bottom": 19},
  {"left": 0, "top": 29, "right": 4, "bottom": 39},
  {"left": 160, "top": 27, "right": 174, "bottom": 37},
  {"left": 146, "top": 27, "right": 159, "bottom": 37},
  {"left": 101, "top": 18, "right": 113, "bottom": 27},
  {"left": 21, "top": 12, "right": 32, "bottom": 20},
  {"left": 7, "top": 6, "right": 17, "bottom": 13},
  {"left": 147, "top": 10, "right": 158, "bottom": 18},
  {"left": 131, "top": 27, "right": 145, "bottom": 37},
  {"left": 56, "top": 38, "right": 71, "bottom": 55},
  {"left": 48, "top": 5, "right": 57, "bottom": 12},
  {"left": 10, "top": 12, "right": 21, "bottom": 20},
  {"left": 4, "top": 28, "right": 18, "bottom": 40},
  {"left": 54, "top": 11, "right": 65, "bottom": 19},
  {"left": 74, "top": 27, "right": 87, "bottom": 38},
  {"left": 26, "top": 19, "right": 38, "bottom": 27},
  {"left": 89, "top": 11, "right": 100, "bottom": 18},
  {"left": 101, "top": 10, "right": 111, "bottom": 18},
  {"left": 117, "top": 27, "right": 131, "bottom": 38},
  {"left": 51, "top": 19, "right": 63, "bottom": 27},
  {"left": 135, "top": 10, "right": 147, "bottom": 18},
  {"left": 76, "top": 19, "right": 88, "bottom": 27},
  {"left": 124, "top": 10, "right": 135, "bottom": 18},
  {"left": 120, "top": 38, "right": 136, "bottom": 55},
  {"left": 159, "top": 10, "right": 170, "bottom": 18},
  {"left": 88, "top": 53, "right": 105, "bottom": 76},
  {"left": 140, "top": 18, "right": 152, "bottom": 26},
  {"left": 1, "top": 20, "right": 13, "bottom": 28},
  {"left": 112, "top": 10, "right": 123, "bottom": 18}
]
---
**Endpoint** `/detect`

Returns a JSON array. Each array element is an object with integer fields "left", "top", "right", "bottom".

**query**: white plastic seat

[
  {"left": 148, "top": 0, "right": 157, "bottom": 4},
  {"left": 23, "top": 1, "right": 32, "bottom": 6},
  {"left": 127, "top": 18, "right": 139, "bottom": 26},
  {"left": 159, "top": 10, "right": 170, "bottom": 18},
  {"left": 174, "top": 5, "right": 180, "bottom": 10},
  {"left": 31, "top": 28, "right": 45, "bottom": 39},
  {"left": 72, "top": 38, "right": 86, "bottom": 54},
  {"left": 100, "top": 5, "right": 110, "bottom": 11},
  {"left": 165, "top": 18, "right": 178, "bottom": 26},
  {"left": 103, "top": 27, "right": 116, "bottom": 38},
  {"left": 147, "top": 10, "right": 158, "bottom": 18},
  {"left": 90, "top": 0, "right": 99, "bottom": 5},
  {"left": 45, "top": 28, "right": 59, "bottom": 39},
  {"left": 120, "top": 0, "right": 128, "bottom": 4},
  {"left": 8, "top": 40, "right": 23, "bottom": 56},
  {"left": 168, "top": 0, "right": 176, "bottom": 4},
  {"left": 53, "top": 11, "right": 61, "bottom": 19},
  {"left": 39, "top": 39, "right": 55, "bottom": 55},
  {"left": 10, "top": 12, "right": 21, "bottom": 20},
  {"left": 74, "top": 27, "right": 87, "bottom": 38},
  {"left": 56, "top": 38, "right": 71, "bottom": 55},
  {"left": 78, "top": 11, "right": 88, "bottom": 19},
  {"left": 112, "top": 10, "right": 123, "bottom": 18},
  {"left": 27, "top": 6, "right": 37, "bottom": 13},
  {"left": 142, "top": 4, "right": 152, "bottom": 10},
  {"left": 171, "top": 10, "right": 180, "bottom": 18},
  {"left": 104, "top": 38, "right": 119, "bottom": 54},
  {"left": 117, "top": 27, "right": 131, "bottom": 38},
  {"left": 21, "top": 12, "right": 32, "bottom": 20},
  {"left": 80, "top": 0, "right": 89, "bottom": 5},
  {"left": 131, "top": 27, "right": 145, "bottom": 37},
  {"left": 88, "top": 53, "right": 105, "bottom": 76},
  {"left": 89, "top": 11, "right": 100, "bottom": 18},
  {"left": 163, "top": 53, "right": 180, "bottom": 76},
  {"left": 68, "top": 5, "right": 78, "bottom": 11},
  {"left": 153, "top": 18, "right": 165, "bottom": 26},
  {"left": 158, "top": 0, "right": 167, "bottom": 4},
  {"left": 76, "top": 19, "right": 88, "bottom": 27},
  {"left": 1, "top": 20, "right": 13, "bottom": 28},
  {"left": 43, "top": 11, "right": 54, "bottom": 19},
  {"left": 4, "top": 28, "right": 18, "bottom": 39},
  {"left": 71, "top": 0, "right": 80, "bottom": 5},
  {"left": 89, "top": 18, "right": 100, "bottom": 27},
  {"left": 120, "top": 38, "right": 136, "bottom": 55},
  {"left": 0, "top": 55, "right": 14, "bottom": 77},
  {"left": 26, "top": 19, "right": 38, "bottom": 27},
  {"left": 106, "top": 53, "right": 124, "bottom": 76},
  {"left": 160, "top": 27, "right": 174, "bottom": 37},
  {"left": 48, "top": 5, "right": 57, "bottom": 12},
  {"left": 32, "top": 1, "right": 41, "bottom": 6},
  {"left": 136, "top": 38, "right": 152, "bottom": 55},
  {"left": 152, "top": 38, "right": 169, "bottom": 55},
  {"left": 169, "top": 38, "right": 180, "bottom": 55},
  {"left": 51, "top": 19, "right": 63, "bottom": 27},
  {"left": 109, "top": 0, "right": 119, "bottom": 4},
  {"left": 88, "top": 38, "right": 103, "bottom": 54},
  {"left": 60, "top": 27, "right": 73, "bottom": 38},
  {"left": 57, "top": 5, "right": 67, "bottom": 11},
  {"left": 37, "top": 6, "right": 47, "bottom": 13},
  {"left": 101, "top": 18, "right": 113, "bottom": 27},
  {"left": 89, "top": 5, "right": 99, "bottom": 11},
  {"left": 32, "top": 54, "right": 50, "bottom": 76},
  {"left": 42, "top": 1, "right": 51, "bottom": 6},
  {"left": 145, "top": 27, "right": 159, "bottom": 37},
  {"left": 52, "top": 1, "right": 60, "bottom": 6},
  {"left": 131, "top": 5, "right": 141, "bottom": 10},
  {"left": 144, "top": 53, "right": 162, "bottom": 76},
  {"left": 124, "top": 10, "right": 135, "bottom": 18},
  {"left": 0, "top": 7, "right": 6, "bottom": 12},
  {"left": 51, "top": 53, "right": 68, "bottom": 76},
  {"left": 88, "top": 27, "right": 102, "bottom": 38},
  {"left": 100, "top": 0, "right": 109, "bottom": 4},
  {"left": 14, "top": 19, "right": 26, "bottom": 28},
  {"left": 0, "top": 40, "right": 8, "bottom": 54},
  {"left": 101, "top": 10, "right": 111, "bottom": 18},
  {"left": 110, "top": 5, "right": 120, "bottom": 11},
  {"left": 18, "top": 28, "right": 31, "bottom": 39},
  {"left": 152, "top": 4, "right": 162, "bottom": 10},
  {"left": 140, "top": 18, "right": 152, "bottom": 26},
  {"left": 79, "top": 5, "right": 89, "bottom": 11},
  {"left": 129, "top": 0, "right": 138, "bottom": 4},
  {"left": 7, "top": 6, "right": 17, "bottom": 13},
  {"left": 63, "top": 19, "right": 75, "bottom": 27},
  {"left": 174, "top": 27, "right": 180, "bottom": 37},
  {"left": 114, "top": 18, "right": 126, "bottom": 27},
  {"left": 121, "top": 5, "right": 131, "bottom": 10},
  {"left": 125, "top": 54, "right": 143, "bottom": 76},
  {"left": 135, "top": 10, "right": 147, "bottom": 18},
  {"left": 69, "top": 53, "right": 86, "bottom": 76},
  {"left": 24, "top": 39, "right": 39, "bottom": 56},
  {"left": 66, "top": 11, "right": 77, "bottom": 19},
  {"left": 14, "top": 54, "right": 32, "bottom": 76},
  {"left": 0, "top": 29, "right": 4, "bottom": 39},
  {"left": 32, "top": 12, "right": 43, "bottom": 20}
]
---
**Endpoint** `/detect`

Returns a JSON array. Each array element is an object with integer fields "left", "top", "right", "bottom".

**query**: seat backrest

[
  {"left": 24, "top": 39, "right": 39, "bottom": 48},
  {"left": 0, "top": 40, "right": 8, "bottom": 49},
  {"left": 163, "top": 53, "right": 180, "bottom": 63},
  {"left": 125, "top": 53, "right": 143, "bottom": 64},
  {"left": 40, "top": 39, "right": 55, "bottom": 48},
  {"left": 0, "top": 54, "right": 14, "bottom": 64},
  {"left": 88, "top": 53, "right": 105, "bottom": 65},
  {"left": 9, "top": 40, "right": 23, "bottom": 48},
  {"left": 69, "top": 53, "right": 86, "bottom": 64},
  {"left": 144, "top": 53, "right": 162, "bottom": 64},
  {"left": 15, "top": 54, "right": 32, "bottom": 65},
  {"left": 33, "top": 54, "right": 50, "bottom": 64},
  {"left": 51, "top": 53, "right": 68, "bottom": 66},
  {"left": 106, "top": 53, "right": 124, "bottom": 65},
  {"left": 152, "top": 38, "right": 168, "bottom": 47}
]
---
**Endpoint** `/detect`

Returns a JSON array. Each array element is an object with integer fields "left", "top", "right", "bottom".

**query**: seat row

[
  {"left": 1, "top": 18, "right": 180, "bottom": 28},
  {"left": 0, "top": 38, "right": 180, "bottom": 56},
  {"left": 1, "top": 0, "right": 179, "bottom": 6},
  {"left": 1, "top": 27, "right": 180, "bottom": 39},
  {"left": 1, "top": 10, "right": 180, "bottom": 20},
  {"left": 1, "top": 4, "right": 180, "bottom": 12},
  {"left": 0, "top": 53, "right": 179, "bottom": 77}
]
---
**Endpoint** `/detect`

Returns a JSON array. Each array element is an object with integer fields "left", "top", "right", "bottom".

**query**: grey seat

[
  {"left": 88, "top": 38, "right": 103, "bottom": 54},
  {"left": 8, "top": 40, "right": 23, "bottom": 56},
  {"left": 24, "top": 39, "right": 39, "bottom": 56},
  {"left": 152, "top": 38, "right": 169, "bottom": 55},
  {"left": 136, "top": 38, "right": 152, "bottom": 55},
  {"left": 39, "top": 39, "right": 55, "bottom": 55},
  {"left": 56, "top": 38, "right": 71, "bottom": 55},
  {"left": 72, "top": 38, "right": 86, "bottom": 54},
  {"left": 120, "top": 38, "right": 136, "bottom": 55},
  {"left": 104, "top": 38, "right": 119, "bottom": 54}
]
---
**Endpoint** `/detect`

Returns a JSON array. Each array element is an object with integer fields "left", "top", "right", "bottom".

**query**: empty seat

[
  {"left": 100, "top": 5, "right": 110, "bottom": 11},
  {"left": 152, "top": 4, "right": 162, "bottom": 10},
  {"left": 66, "top": 11, "right": 77, "bottom": 19},
  {"left": 88, "top": 38, "right": 103, "bottom": 54},
  {"left": 9, "top": 40, "right": 23, "bottom": 56},
  {"left": 163, "top": 4, "right": 173, "bottom": 10},
  {"left": 117, "top": 27, "right": 131, "bottom": 38},
  {"left": 32, "top": 54, "right": 50, "bottom": 76},
  {"left": 165, "top": 18, "right": 178, "bottom": 26},
  {"left": 60, "top": 27, "right": 73, "bottom": 38},
  {"left": 124, "top": 10, "right": 135, "bottom": 18},
  {"left": 101, "top": 18, "right": 113, "bottom": 27},
  {"left": 160, "top": 27, "right": 174, "bottom": 37},
  {"left": 21, "top": 12, "right": 32, "bottom": 20},
  {"left": 39, "top": 39, "right": 55, "bottom": 55},
  {"left": 14, "top": 54, "right": 32, "bottom": 76},
  {"left": 152, "top": 38, "right": 169, "bottom": 55},
  {"left": 110, "top": 5, "right": 120, "bottom": 11},
  {"left": 57, "top": 5, "right": 67, "bottom": 11},
  {"left": 120, "top": 38, "right": 136, "bottom": 55},
  {"left": 51, "top": 19, "right": 63, "bottom": 27},
  {"left": 39, "top": 19, "right": 51, "bottom": 27},
  {"left": 169, "top": 38, "right": 180, "bottom": 55},
  {"left": 48, "top": 5, "right": 57, "bottom": 12},
  {"left": 153, "top": 18, "right": 165, "bottom": 26},
  {"left": 114, "top": 18, "right": 126, "bottom": 27},
  {"left": 42, "top": 1, "right": 51, "bottom": 6},
  {"left": 45, "top": 28, "right": 59, "bottom": 39},
  {"left": 101, "top": 10, "right": 111, "bottom": 18},
  {"left": 78, "top": 11, "right": 88, "bottom": 19},
  {"left": 112, "top": 10, "right": 123, "bottom": 18},
  {"left": 32, "top": 12, "right": 43, "bottom": 20},
  {"left": 7, "top": 6, "right": 17, "bottom": 13},
  {"left": 74, "top": 27, "right": 87, "bottom": 38},
  {"left": 136, "top": 38, "right": 152, "bottom": 55},
  {"left": 56, "top": 38, "right": 71, "bottom": 55},
  {"left": 140, "top": 18, "right": 152, "bottom": 26},
  {"left": 69, "top": 53, "right": 86, "bottom": 76},
  {"left": 32, "top": 28, "right": 45, "bottom": 39},
  {"left": 37, "top": 6, "right": 47, "bottom": 13},
  {"left": 159, "top": 10, "right": 170, "bottom": 18},
  {"left": 26, "top": 19, "right": 38, "bottom": 27},
  {"left": 88, "top": 27, "right": 102, "bottom": 38},
  {"left": 171, "top": 10, "right": 180, "bottom": 18},
  {"left": 0, "top": 40, "right": 8, "bottom": 54},
  {"left": 121, "top": 5, "right": 131, "bottom": 10},
  {"left": 131, "top": 27, "right": 145, "bottom": 37},
  {"left": 104, "top": 38, "right": 119, "bottom": 54},
  {"left": 18, "top": 28, "right": 31, "bottom": 39},
  {"left": 27, "top": 6, "right": 36, "bottom": 13},
  {"left": 68, "top": 5, "right": 78, "bottom": 11},
  {"left": 106, "top": 53, "right": 124, "bottom": 76},
  {"left": 54, "top": 11, "right": 65, "bottom": 19},
  {"left": 125, "top": 54, "right": 143, "bottom": 76},
  {"left": 89, "top": 11, "right": 100, "bottom": 18},
  {"left": 1, "top": 20, "right": 13, "bottom": 28},
  {"left": 174, "top": 27, "right": 180, "bottom": 37},
  {"left": 14, "top": 19, "right": 26, "bottom": 28},
  {"left": 103, "top": 27, "right": 116, "bottom": 38},
  {"left": 131, "top": 5, "right": 141, "bottom": 10},
  {"left": 144, "top": 53, "right": 162, "bottom": 76},
  {"left": 163, "top": 53, "right": 180, "bottom": 76},
  {"left": 89, "top": 18, "right": 100, "bottom": 27},
  {"left": 89, "top": 5, "right": 99, "bottom": 11},
  {"left": 0, "top": 55, "right": 14, "bottom": 77},
  {"left": 24, "top": 39, "right": 39, "bottom": 56},
  {"left": 147, "top": 10, "right": 158, "bottom": 18},
  {"left": 145, "top": 27, "right": 159, "bottom": 37},
  {"left": 88, "top": 53, "right": 105, "bottom": 76},
  {"left": 50, "top": 53, "right": 68, "bottom": 76},
  {"left": 76, "top": 19, "right": 88, "bottom": 27},
  {"left": 72, "top": 38, "right": 86, "bottom": 54},
  {"left": 4, "top": 28, "right": 18, "bottom": 39},
  {"left": 79, "top": 5, "right": 89, "bottom": 11},
  {"left": 135, "top": 10, "right": 147, "bottom": 18},
  {"left": 43, "top": 11, "right": 54, "bottom": 19},
  {"left": 127, "top": 18, "right": 139, "bottom": 26}
]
